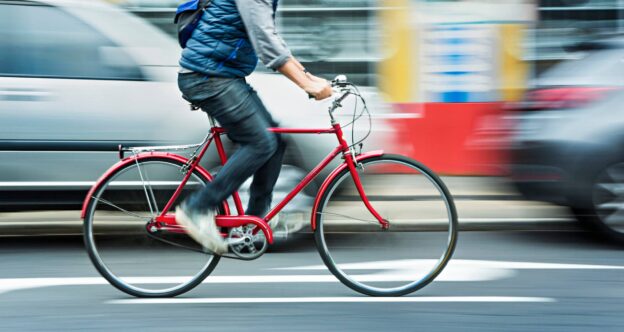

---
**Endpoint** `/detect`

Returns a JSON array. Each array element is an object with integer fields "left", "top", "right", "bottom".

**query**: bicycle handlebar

[
  {"left": 306, "top": 75, "right": 358, "bottom": 122},
  {"left": 327, "top": 75, "right": 355, "bottom": 116},
  {"left": 308, "top": 75, "right": 351, "bottom": 100}
]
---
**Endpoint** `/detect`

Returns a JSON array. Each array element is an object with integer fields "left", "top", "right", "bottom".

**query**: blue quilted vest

[{"left": 179, "top": 0, "right": 278, "bottom": 78}]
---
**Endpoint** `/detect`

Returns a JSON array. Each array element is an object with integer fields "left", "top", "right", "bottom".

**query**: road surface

[{"left": 0, "top": 230, "right": 622, "bottom": 331}]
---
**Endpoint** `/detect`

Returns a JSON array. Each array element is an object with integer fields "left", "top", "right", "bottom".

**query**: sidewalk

[
  {"left": 322, "top": 175, "right": 574, "bottom": 230},
  {"left": 440, "top": 176, "right": 573, "bottom": 230},
  {"left": 0, "top": 177, "right": 576, "bottom": 237}
]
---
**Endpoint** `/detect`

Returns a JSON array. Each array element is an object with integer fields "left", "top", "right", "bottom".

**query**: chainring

[{"left": 226, "top": 225, "right": 268, "bottom": 260}]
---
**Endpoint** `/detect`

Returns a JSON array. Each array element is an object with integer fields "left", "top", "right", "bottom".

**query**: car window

[{"left": 0, "top": 2, "right": 144, "bottom": 80}]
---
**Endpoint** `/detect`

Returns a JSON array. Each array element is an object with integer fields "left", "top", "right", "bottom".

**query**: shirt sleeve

[{"left": 235, "top": 0, "right": 292, "bottom": 70}]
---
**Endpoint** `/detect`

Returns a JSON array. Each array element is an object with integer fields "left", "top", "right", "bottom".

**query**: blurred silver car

[{"left": 0, "top": 0, "right": 391, "bottom": 212}]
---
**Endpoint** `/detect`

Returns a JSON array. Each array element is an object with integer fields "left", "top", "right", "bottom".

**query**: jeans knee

[
  {"left": 254, "top": 131, "right": 278, "bottom": 160},
  {"left": 266, "top": 132, "right": 279, "bottom": 156}
]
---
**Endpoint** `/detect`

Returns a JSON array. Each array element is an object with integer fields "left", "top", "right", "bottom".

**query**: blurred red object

[
  {"left": 520, "top": 87, "right": 617, "bottom": 110},
  {"left": 387, "top": 103, "right": 509, "bottom": 176}
]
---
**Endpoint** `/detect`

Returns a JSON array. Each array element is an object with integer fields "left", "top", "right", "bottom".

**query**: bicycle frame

[
  {"left": 147, "top": 120, "right": 389, "bottom": 243},
  {"left": 80, "top": 121, "right": 388, "bottom": 246}
]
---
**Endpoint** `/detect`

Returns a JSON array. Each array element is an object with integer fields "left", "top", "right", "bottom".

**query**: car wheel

[{"left": 577, "top": 162, "right": 624, "bottom": 244}]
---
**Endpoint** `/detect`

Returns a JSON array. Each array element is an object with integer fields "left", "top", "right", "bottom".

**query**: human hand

[{"left": 303, "top": 73, "right": 333, "bottom": 100}]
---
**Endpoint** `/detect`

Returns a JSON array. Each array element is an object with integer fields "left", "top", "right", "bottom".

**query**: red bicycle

[{"left": 82, "top": 76, "right": 458, "bottom": 298}]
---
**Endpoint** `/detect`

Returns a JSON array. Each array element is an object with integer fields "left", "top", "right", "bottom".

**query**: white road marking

[
  {"left": 276, "top": 259, "right": 624, "bottom": 271},
  {"left": 1, "top": 260, "right": 621, "bottom": 297},
  {"left": 108, "top": 296, "right": 556, "bottom": 305},
  {"left": 0, "top": 181, "right": 184, "bottom": 188},
  {"left": 0, "top": 181, "right": 94, "bottom": 187},
  {"left": 0, "top": 269, "right": 507, "bottom": 296},
  {"left": 458, "top": 218, "right": 570, "bottom": 223}
]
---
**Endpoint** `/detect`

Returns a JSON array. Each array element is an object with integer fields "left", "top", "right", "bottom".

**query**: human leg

[
  {"left": 176, "top": 74, "right": 280, "bottom": 251},
  {"left": 245, "top": 88, "right": 287, "bottom": 217}
]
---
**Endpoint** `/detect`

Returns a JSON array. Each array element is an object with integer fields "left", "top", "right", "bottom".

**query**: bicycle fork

[
  {"left": 333, "top": 118, "right": 389, "bottom": 230},
  {"left": 343, "top": 152, "right": 390, "bottom": 230}
]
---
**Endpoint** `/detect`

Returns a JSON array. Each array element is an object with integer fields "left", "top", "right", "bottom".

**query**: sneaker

[{"left": 175, "top": 202, "right": 228, "bottom": 254}]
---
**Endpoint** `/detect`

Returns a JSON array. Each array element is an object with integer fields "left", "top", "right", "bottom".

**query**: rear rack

[{"left": 117, "top": 133, "right": 211, "bottom": 160}]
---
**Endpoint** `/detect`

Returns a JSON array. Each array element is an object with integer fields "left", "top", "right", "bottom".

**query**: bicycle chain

[{"left": 146, "top": 230, "right": 264, "bottom": 261}]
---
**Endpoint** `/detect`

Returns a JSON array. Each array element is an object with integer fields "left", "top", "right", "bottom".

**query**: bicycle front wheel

[
  {"left": 84, "top": 157, "right": 220, "bottom": 298},
  {"left": 314, "top": 154, "right": 458, "bottom": 296}
]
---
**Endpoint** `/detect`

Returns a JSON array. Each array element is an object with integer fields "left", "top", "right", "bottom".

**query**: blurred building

[
  {"left": 535, "top": 0, "right": 624, "bottom": 73},
  {"left": 375, "top": 0, "right": 534, "bottom": 175},
  {"left": 116, "top": 0, "right": 381, "bottom": 85}
]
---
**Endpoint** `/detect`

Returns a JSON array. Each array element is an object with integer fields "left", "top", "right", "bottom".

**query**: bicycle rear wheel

[
  {"left": 83, "top": 157, "right": 220, "bottom": 298},
  {"left": 314, "top": 154, "right": 458, "bottom": 296}
]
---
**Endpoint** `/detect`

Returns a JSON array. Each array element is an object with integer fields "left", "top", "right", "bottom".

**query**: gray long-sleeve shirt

[{"left": 235, "top": 0, "right": 292, "bottom": 70}]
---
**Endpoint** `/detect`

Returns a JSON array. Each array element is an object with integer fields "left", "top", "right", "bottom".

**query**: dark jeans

[{"left": 177, "top": 72, "right": 286, "bottom": 217}]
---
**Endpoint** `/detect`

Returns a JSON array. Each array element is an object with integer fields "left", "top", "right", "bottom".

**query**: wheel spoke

[
  {"left": 91, "top": 196, "right": 152, "bottom": 221},
  {"left": 597, "top": 183, "right": 624, "bottom": 196},
  {"left": 597, "top": 201, "right": 624, "bottom": 211},
  {"left": 318, "top": 210, "right": 380, "bottom": 224},
  {"left": 603, "top": 204, "right": 624, "bottom": 227},
  {"left": 593, "top": 162, "right": 624, "bottom": 234}
]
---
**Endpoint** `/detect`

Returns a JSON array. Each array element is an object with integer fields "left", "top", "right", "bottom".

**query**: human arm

[
  {"left": 276, "top": 58, "right": 332, "bottom": 100},
  {"left": 235, "top": 0, "right": 331, "bottom": 100}
]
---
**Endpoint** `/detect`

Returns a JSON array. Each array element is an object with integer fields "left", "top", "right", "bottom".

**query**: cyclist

[{"left": 176, "top": 0, "right": 333, "bottom": 253}]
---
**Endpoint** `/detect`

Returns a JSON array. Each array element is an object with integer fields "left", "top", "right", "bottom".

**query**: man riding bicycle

[{"left": 176, "top": 0, "right": 333, "bottom": 254}]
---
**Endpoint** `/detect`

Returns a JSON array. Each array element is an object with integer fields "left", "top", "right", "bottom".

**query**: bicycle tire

[
  {"left": 83, "top": 156, "right": 221, "bottom": 298},
  {"left": 314, "top": 154, "right": 458, "bottom": 296}
]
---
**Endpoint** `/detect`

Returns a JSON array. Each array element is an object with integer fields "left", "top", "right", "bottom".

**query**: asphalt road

[{"left": 0, "top": 230, "right": 623, "bottom": 332}]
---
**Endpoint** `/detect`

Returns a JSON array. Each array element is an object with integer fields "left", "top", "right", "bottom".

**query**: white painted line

[
  {"left": 0, "top": 268, "right": 508, "bottom": 296},
  {"left": 276, "top": 259, "right": 624, "bottom": 271},
  {"left": 2, "top": 260, "right": 620, "bottom": 297},
  {"left": 108, "top": 296, "right": 556, "bottom": 305},
  {"left": 458, "top": 218, "right": 571, "bottom": 223},
  {"left": 0, "top": 181, "right": 191, "bottom": 188},
  {"left": 0, "top": 181, "right": 94, "bottom": 187}
]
